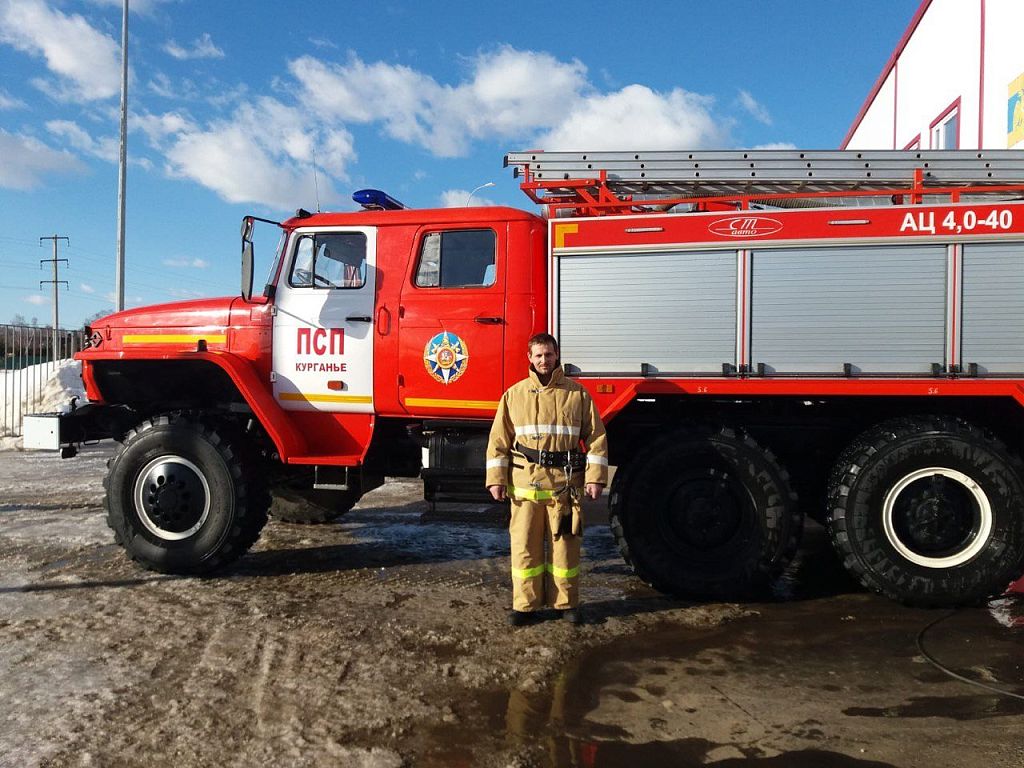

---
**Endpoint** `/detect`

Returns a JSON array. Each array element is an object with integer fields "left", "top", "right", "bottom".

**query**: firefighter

[{"left": 486, "top": 333, "right": 608, "bottom": 626}]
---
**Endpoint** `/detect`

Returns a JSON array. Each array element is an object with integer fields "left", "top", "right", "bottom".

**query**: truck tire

[
  {"left": 104, "top": 414, "right": 269, "bottom": 574},
  {"left": 269, "top": 484, "right": 360, "bottom": 524},
  {"left": 610, "top": 425, "right": 802, "bottom": 599},
  {"left": 828, "top": 416, "right": 1024, "bottom": 607}
]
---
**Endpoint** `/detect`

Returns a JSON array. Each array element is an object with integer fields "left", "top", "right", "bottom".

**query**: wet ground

[{"left": 0, "top": 445, "right": 1021, "bottom": 767}]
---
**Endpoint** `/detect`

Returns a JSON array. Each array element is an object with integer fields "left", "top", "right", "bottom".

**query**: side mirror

[{"left": 241, "top": 240, "right": 254, "bottom": 301}]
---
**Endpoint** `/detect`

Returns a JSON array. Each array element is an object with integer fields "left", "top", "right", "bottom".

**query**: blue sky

[{"left": 0, "top": 0, "right": 920, "bottom": 327}]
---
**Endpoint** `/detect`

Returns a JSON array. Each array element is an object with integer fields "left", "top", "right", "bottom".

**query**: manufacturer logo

[
  {"left": 424, "top": 332, "right": 469, "bottom": 385},
  {"left": 708, "top": 216, "right": 783, "bottom": 238}
]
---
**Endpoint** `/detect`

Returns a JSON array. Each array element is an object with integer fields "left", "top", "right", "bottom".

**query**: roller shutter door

[{"left": 750, "top": 245, "right": 947, "bottom": 374}]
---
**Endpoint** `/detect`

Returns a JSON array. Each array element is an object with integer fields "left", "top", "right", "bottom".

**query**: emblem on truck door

[{"left": 424, "top": 332, "right": 469, "bottom": 384}]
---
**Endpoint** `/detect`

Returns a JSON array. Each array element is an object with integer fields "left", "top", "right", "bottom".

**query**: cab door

[
  {"left": 272, "top": 226, "right": 376, "bottom": 413},
  {"left": 398, "top": 225, "right": 506, "bottom": 415}
]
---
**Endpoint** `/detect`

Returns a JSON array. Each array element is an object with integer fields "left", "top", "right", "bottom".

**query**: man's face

[{"left": 529, "top": 343, "right": 558, "bottom": 375}]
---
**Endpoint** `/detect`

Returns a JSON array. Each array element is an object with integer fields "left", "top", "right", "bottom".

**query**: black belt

[{"left": 514, "top": 442, "right": 586, "bottom": 471}]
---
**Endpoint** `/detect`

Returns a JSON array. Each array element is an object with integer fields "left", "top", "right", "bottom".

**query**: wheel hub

[
  {"left": 664, "top": 468, "right": 748, "bottom": 551},
  {"left": 134, "top": 456, "right": 211, "bottom": 541},
  {"left": 882, "top": 467, "right": 992, "bottom": 568}
]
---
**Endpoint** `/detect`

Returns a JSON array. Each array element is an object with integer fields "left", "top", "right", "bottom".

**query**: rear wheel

[
  {"left": 105, "top": 414, "right": 269, "bottom": 574},
  {"left": 610, "top": 425, "right": 801, "bottom": 599},
  {"left": 828, "top": 416, "right": 1024, "bottom": 606}
]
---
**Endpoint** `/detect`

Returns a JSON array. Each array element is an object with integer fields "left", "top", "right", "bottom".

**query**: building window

[{"left": 930, "top": 99, "right": 961, "bottom": 149}]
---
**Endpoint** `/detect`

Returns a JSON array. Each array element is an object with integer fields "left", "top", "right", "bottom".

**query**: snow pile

[{"left": 0, "top": 360, "right": 85, "bottom": 451}]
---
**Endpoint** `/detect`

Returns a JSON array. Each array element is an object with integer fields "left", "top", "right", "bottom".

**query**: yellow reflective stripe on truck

[
  {"left": 278, "top": 393, "right": 373, "bottom": 404},
  {"left": 123, "top": 334, "right": 226, "bottom": 344}
]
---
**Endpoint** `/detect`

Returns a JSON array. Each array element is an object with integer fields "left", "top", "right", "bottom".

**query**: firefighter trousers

[{"left": 509, "top": 494, "right": 582, "bottom": 611}]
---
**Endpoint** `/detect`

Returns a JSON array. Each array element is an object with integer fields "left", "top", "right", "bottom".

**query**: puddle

[{"left": 413, "top": 589, "right": 1024, "bottom": 767}]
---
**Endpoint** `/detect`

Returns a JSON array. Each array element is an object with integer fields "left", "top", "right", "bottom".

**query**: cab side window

[
  {"left": 289, "top": 232, "right": 367, "bottom": 289},
  {"left": 414, "top": 229, "right": 496, "bottom": 288}
]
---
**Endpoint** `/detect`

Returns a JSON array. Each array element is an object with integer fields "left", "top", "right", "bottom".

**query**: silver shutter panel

[
  {"left": 961, "top": 242, "right": 1024, "bottom": 374},
  {"left": 558, "top": 250, "right": 736, "bottom": 373},
  {"left": 750, "top": 245, "right": 947, "bottom": 374}
]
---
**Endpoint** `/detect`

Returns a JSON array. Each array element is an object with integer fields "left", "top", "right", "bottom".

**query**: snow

[{"left": 0, "top": 359, "right": 85, "bottom": 450}]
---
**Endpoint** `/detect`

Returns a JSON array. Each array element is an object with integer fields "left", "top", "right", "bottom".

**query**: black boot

[
  {"left": 560, "top": 608, "right": 583, "bottom": 625},
  {"left": 508, "top": 610, "right": 532, "bottom": 626}
]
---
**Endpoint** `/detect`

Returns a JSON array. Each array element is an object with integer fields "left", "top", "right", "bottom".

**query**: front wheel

[
  {"left": 828, "top": 416, "right": 1024, "bottom": 606},
  {"left": 104, "top": 414, "right": 269, "bottom": 574},
  {"left": 610, "top": 425, "right": 802, "bottom": 599}
]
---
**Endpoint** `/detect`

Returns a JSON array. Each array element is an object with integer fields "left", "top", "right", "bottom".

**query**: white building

[{"left": 843, "top": 0, "right": 1024, "bottom": 151}]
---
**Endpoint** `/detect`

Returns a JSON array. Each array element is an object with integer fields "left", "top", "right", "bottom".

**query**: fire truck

[{"left": 25, "top": 150, "right": 1024, "bottom": 607}]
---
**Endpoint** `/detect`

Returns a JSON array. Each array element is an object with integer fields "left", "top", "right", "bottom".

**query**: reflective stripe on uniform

[
  {"left": 508, "top": 485, "right": 557, "bottom": 501},
  {"left": 511, "top": 564, "right": 546, "bottom": 579},
  {"left": 514, "top": 424, "right": 581, "bottom": 438},
  {"left": 486, "top": 457, "right": 509, "bottom": 469},
  {"left": 547, "top": 563, "right": 579, "bottom": 579},
  {"left": 511, "top": 563, "right": 580, "bottom": 580},
  {"left": 586, "top": 454, "right": 608, "bottom": 466}
]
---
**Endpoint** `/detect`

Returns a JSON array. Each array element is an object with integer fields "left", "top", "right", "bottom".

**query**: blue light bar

[{"left": 352, "top": 189, "right": 407, "bottom": 211}]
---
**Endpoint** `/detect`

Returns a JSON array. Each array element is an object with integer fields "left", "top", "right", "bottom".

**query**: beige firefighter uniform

[{"left": 486, "top": 366, "right": 609, "bottom": 611}]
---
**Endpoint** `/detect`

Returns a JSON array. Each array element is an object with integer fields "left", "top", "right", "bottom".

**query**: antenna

[{"left": 311, "top": 147, "right": 322, "bottom": 213}]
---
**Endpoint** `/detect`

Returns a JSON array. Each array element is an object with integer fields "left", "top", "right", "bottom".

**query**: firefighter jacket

[{"left": 485, "top": 366, "right": 609, "bottom": 494}]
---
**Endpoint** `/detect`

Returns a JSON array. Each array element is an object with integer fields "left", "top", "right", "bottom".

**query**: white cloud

[
  {"left": 133, "top": 110, "right": 197, "bottom": 146},
  {"left": 162, "top": 257, "right": 209, "bottom": 269},
  {"left": 79, "top": 283, "right": 95, "bottom": 294},
  {"left": 737, "top": 89, "right": 772, "bottom": 126},
  {"left": 0, "top": 0, "right": 122, "bottom": 102},
  {"left": 538, "top": 85, "right": 726, "bottom": 151},
  {"left": 46, "top": 120, "right": 118, "bottom": 162},
  {"left": 0, "top": 88, "right": 24, "bottom": 109},
  {"left": 750, "top": 142, "right": 797, "bottom": 150},
  {"left": 148, "top": 72, "right": 200, "bottom": 101},
  {"left": 440, "top": 189, "right": 495, "bottom": 208},
  {"left": 288, "top": 47, "right": 588, "bottom": 156},
  {"left": 24, "top": 294, "right": 48, "bottom": 305},
  {"left": 0, "top": 129, "right": 85, "bottom": 190},
  {"left": 163, "top": 32, "right": 225, "bottom": 61},
  {"left": 168, "top": 287, "right": 205, "bottom": 298},
  {"left": 289, "top": 47, "right": 728, "bottom": 157},
  {"left": 158, "top": 98, "right": 354, "bottom": 210},
  {"left": 86, "top": 0, "right": 176, "bottom": 15}
]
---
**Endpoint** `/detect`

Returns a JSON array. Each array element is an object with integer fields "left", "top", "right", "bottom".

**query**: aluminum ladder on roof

[{"left": 504, "top": 149, "right": 1024, "bottom": 199}]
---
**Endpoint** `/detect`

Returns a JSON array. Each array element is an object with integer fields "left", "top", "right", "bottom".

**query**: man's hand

[
  {"left": 488, "top": 484, "right": 507, "bottom": 501},
  {"left": 584, "top": 483, "right": 604, "bottom": 500}
]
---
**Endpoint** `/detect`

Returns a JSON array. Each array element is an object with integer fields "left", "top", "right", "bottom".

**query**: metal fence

[{"left": 1, "top": 324, "right": 87, "bottom": 438}]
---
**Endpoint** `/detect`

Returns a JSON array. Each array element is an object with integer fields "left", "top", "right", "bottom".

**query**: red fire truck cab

[{"left": 31, "top": 149, "right": 1024, "bottom": 607}]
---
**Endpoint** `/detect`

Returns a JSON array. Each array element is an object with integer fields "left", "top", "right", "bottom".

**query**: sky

[{"left": 0, "top": 0, "right": 921, "bottom": 328}]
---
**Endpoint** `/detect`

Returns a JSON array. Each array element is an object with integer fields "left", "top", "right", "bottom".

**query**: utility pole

[
  {"left": 39, "top": 235, "right": 70, "bottom": 362},
  {"left": 114, "top": 0, "right": 129, "bottom": 312}
]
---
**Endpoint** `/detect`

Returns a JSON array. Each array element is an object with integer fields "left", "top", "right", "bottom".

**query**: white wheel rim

[
  {"left": 133, "top": 455, "right": 211, "bottom": 541},
  {"left": 882, "top": 466, "right": 992, "bottom": 569}
]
